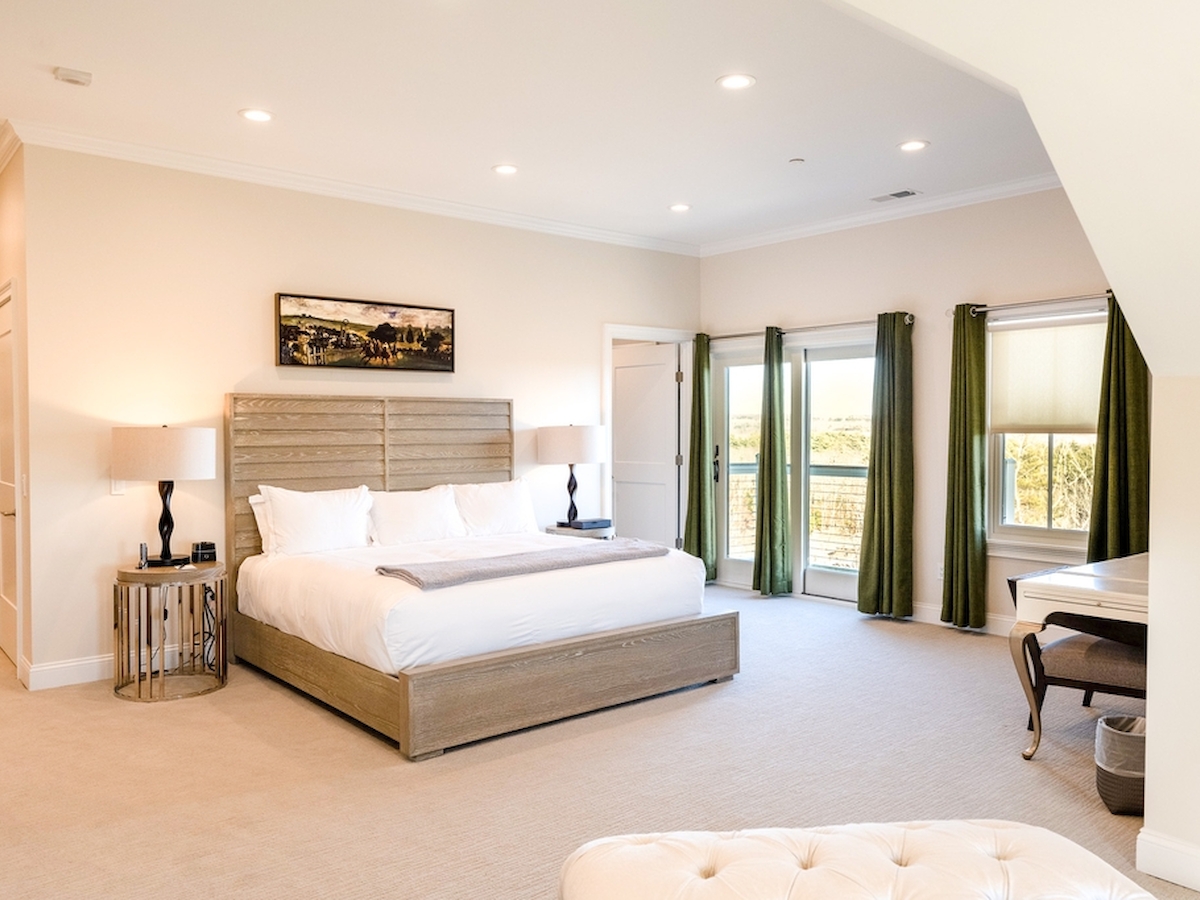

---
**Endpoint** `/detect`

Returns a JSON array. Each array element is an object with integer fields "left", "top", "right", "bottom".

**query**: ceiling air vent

[{"left": 870, "top": 189, "right": 921, "bottom": 202}]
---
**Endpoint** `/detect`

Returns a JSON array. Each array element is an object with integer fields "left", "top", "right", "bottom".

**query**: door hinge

[
  {"left": 675, "top": 454, "right": 683, "bottom": 467},
  {"left": 675, "top": 538, "right": 683, "bottom": 550},
  {"left": 675, "top": 370, "right": 684, "bottom": 383}
]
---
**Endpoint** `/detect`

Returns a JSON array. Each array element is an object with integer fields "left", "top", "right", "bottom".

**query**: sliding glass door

[
  {"left": 799, "top": 347, "right": 874, "bottom": 600},
  {"left": 713, "top": 330, "right": 873, "bottom": 598},
  {"left": 714, "top": 350, "right": 790, "bottom": 586}
]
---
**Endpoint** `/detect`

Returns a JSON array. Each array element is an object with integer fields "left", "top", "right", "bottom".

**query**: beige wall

[
  {"left": 19, "top": 146, "right": 699, "bottom": 681},
  {"left": 1144, "top": 377, "right": 1200, "bottom": 880},
  {"left": 701, "top": 188, "right": 1108, "bottom": 625}
]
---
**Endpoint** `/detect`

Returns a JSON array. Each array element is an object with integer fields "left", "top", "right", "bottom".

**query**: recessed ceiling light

[
  {"left": 670, "top": 203, "right": 691, "bottom": 213},
  {"left": 899, "top": 140, "right": 929, "bottom": 152},
  {"left": 239, "top": 108, "right": 273, "bottom": 123},
  {"left": 492, "top": 164, "right": 518, "bottom": 175},
  {"left": 717, "top": 74, "right": 756, "bottom": 90}
]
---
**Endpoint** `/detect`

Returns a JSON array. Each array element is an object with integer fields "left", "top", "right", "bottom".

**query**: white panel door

[
  {"left": 0, "top": 300, "right": 15, "bottom": 665},
  {"left": 612, "top": 342, "right": 681, "bottom": 547}
]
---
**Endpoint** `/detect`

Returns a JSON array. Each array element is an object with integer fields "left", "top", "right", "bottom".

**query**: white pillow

[
  {"left": 369, "top": 485, "right": 468, "bottom": 546},
  {"left": 255, "top": 484, "right": 373, "bottom": 555},
  {"left": 453, "top": 479, "right": 539, "bottom": 536}
]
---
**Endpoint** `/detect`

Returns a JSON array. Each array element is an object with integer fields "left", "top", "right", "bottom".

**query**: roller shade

[{"left": 989, "top": 319, "right": 1107, "bottom": 433}]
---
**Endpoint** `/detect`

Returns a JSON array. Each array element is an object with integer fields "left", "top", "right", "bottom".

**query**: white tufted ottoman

[{"left": 560, "top": 820, "right": 1156, "bottom": 899}]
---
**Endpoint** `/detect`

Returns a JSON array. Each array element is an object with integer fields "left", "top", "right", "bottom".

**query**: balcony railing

[
  {"left": 726, "top": 463, "right": 868, "bottom": 570},
  {"left": 808, "top": 465, "right": 868, "bottom": 570}
]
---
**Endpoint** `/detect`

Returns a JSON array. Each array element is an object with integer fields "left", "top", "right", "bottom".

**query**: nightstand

[
  {"left": 113, "top": 561, "right": 227, "bottom": 701},
  {"left": 546, "top": 525, "right": 616, "bottom": 540}
]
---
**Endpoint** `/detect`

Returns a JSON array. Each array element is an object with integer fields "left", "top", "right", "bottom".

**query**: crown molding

[
  {"left": 6, "top": 120, "right": 701, "bottom": 257},
  {"left": 6, "top": 119, "right": 1062, "bottom": 261},
  {"left": 0, "top": 120, "right": 21, "bottom": 173},
  {"left": 697, "top": 172, "right": 1063, "bottom": 257}
]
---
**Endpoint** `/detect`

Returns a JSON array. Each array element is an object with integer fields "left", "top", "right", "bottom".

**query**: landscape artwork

[{"left": 277, "top": 293, "right": 454, "bottom": 372}]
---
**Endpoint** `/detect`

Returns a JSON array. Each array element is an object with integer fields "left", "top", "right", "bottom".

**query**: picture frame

[{"left": 276, "top": 293, "right": 454, "bottom": 372}]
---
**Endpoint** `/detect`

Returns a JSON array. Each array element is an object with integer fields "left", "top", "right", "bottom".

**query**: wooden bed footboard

[{"left": 234, "top": 610, "right": 740, "bottom": 760}]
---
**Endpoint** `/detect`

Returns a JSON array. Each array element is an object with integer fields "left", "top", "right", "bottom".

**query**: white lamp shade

[
  {"left": 537, "top": 425, "right": 607, "bottom": 465},
  {"left": 111, "top": 426, "right": 216, "bottom": 482}
]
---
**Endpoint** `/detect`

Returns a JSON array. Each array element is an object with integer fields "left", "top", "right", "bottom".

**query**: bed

[{"left": 225, "top": 393, "right": 739, "bottom": 760}]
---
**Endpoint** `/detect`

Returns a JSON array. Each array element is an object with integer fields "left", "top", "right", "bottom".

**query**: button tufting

[{"left": 563, "top": 822, "right": 1151, "bottom": 900}]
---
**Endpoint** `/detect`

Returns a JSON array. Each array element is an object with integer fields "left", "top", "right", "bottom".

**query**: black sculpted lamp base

[
  {"left": 145, "top": 479, "right": 191, "bottom": 567},
  {"left": 556, "top": 463, "right": 579, "bottom": 527}
]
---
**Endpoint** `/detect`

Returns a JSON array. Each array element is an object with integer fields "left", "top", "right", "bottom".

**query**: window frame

[
  {"left": 984, "top": 301, "right": 1107, "bottom": 563},
  {"left": 987, "top": 431, "right": 1091, "bottom": 562}
]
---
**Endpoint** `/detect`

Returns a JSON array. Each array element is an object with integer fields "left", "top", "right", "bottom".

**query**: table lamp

[
  {"left": 537, "top": 425, "right": 606, "bottom": 525},
  {"left": 112, "top": 425, "right": 216, "bottom": 567}
]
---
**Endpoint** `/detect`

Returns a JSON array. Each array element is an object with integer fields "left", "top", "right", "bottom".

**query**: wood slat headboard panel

[{"left": 225, "top": 393, "right": 514, "bottom": 613}]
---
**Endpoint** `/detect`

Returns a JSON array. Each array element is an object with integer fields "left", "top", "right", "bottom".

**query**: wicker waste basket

[{"left": 1095, "top": 715, "right": 1145, "bottom": 815}]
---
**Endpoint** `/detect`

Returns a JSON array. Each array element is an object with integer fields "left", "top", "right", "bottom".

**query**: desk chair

[{"left": 1007, "top": 569, "right": 1147, "bottom": 734}]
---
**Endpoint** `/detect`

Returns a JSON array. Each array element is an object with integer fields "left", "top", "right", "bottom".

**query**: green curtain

[
  {"left": 683, "top": 334, "right": 717, "bottom": 580},
  {"left": 858, "top": 312, "right": 914, "bottom": 617},
  {"left": 753, "top": 327, "right": 792, "bottom": 595},
  {"left": 941, "top": 304, "right": 988, "bottom": 628},
  {"left": 1087, "top": 293, "right": 1151, "bottom": 562}
]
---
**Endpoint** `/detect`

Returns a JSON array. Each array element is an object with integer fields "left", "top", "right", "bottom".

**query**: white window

[{"left": 987, "top": 302, "right": 1107, "bottom": 556}]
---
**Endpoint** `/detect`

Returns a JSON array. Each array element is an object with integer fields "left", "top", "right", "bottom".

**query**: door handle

[
  {"left": 712, "top": 445, "right": 720, "bottom": 483},
  {"left": 0, "top": 510, "right": 14, "bottom": 517}
]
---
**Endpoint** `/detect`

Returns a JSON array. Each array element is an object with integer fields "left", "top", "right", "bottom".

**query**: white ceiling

[{"left": 0, "top": 0, "right": 1058, "bottom": 256}]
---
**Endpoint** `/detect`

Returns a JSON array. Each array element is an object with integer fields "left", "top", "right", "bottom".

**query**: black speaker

[{"left": 191, "top": 541, "right": 217, "bottom": 563}]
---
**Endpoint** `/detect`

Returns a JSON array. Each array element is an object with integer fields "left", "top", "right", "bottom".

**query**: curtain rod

[
  {"left": 708, "top": 313, "right": 912, "bottom": 343},
  {"left": 962, "top": 291, "right": 1111, "bottom": 318}
]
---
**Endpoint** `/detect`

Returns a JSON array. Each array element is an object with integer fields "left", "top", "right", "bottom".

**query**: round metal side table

[{"left": 113, "top": 561, "right": 227, "bottom": 701}]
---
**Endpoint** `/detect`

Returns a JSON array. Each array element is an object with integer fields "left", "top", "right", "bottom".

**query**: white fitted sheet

[{"left": 237, "top": 532, "right": 706, "bottom": 672}]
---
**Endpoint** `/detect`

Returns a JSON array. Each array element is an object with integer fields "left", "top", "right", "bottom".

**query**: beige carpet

[{"left": 0, "top": 587, "right": 1192, "bottom": 899}]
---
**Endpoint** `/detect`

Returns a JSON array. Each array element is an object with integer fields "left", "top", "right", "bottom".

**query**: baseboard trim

[
  {"left": 25, "top": 645, "right": 199, "bottom": 691},
  {"left": 707, "top": 589, "right": 1017, "bottom": 636},
  {"left": 912, "top": 601, "right": 1014, "bottom": 637},
  {"left": 1138, "top": 828, "right": 1200, "bottom": 891},
  {"left": 26, "top": 654, "right": 113, "bottom": 690}
]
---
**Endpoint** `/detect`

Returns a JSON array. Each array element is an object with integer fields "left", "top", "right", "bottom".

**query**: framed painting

[{"left": 276, "top": 293, "right": 454, "bottom": 372}]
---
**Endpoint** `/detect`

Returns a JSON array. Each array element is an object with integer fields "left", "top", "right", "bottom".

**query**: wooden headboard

[{"left": 224, "top": 393, "right": 514, "bottom": 609}]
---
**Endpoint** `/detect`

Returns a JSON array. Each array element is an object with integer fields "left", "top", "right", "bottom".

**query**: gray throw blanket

[{"left": 376, "top": 537, "right": 669, "bottom": 590}]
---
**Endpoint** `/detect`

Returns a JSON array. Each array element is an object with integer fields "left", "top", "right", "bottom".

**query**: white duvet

[{"left": 237, "top": 532, "right": 706, "bottom": 672}]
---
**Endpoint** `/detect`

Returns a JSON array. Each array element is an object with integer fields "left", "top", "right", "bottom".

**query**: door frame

[
  {"left": 789, "top": 336, "right": 876, "bottom": 600},
  {"left": 0, "top": 278, "right": 26, "bottom": 681},
  {"left": 709, "top": 324, "right": 876, "bottom": 591},
  {"left": 602, "top": 324, "right": 694, "bottom": 526}
]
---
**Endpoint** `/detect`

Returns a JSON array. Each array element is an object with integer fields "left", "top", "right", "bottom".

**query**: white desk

[{"left": 1010, "top": 553, "right": 1148, "bottom": 758}]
